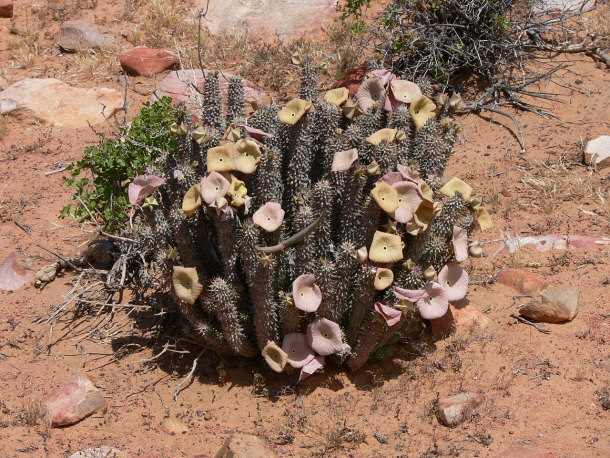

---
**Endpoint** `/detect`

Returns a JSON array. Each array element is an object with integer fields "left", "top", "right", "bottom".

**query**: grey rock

[
  {"left": 520, "top": 286, "right": 580, "bottom": 323},
  {"left": 58, "top": 20, "right": 117, "bottom": 52},
  {"left": 436, "top": 392, "right": 485, "bottom": 427},
  {"left": 202, "top": 0, "right": 336, "bottom": 40}
]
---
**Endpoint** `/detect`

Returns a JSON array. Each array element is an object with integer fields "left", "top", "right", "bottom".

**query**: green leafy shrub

[{"left": 60, "top": 97, "right": 176, "bottom": 232}]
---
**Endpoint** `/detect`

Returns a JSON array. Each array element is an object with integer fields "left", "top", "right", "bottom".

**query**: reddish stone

[
  {"left": 497, "top": 268, "right": 548, "bottom": 295},
  {"left": 436, "top": 392, "right": 485, "bottom": 427},
  {"left": 500, "top": 188, "right": 511, "bottom": 197},
  {"left": 0, "top": 0, "right": 13, "bottom": 18},
  {"left": 40, "top": 375, "right": 106, "bottom": 427},
  {"left": 120, "top": 47, "right": 180, "bottom": 77},
  {"left": 496, "top": 445, "right": 555, "bottom": 458},
  {"left": 332, "top": 66, "right": 369, "bottom": 96},
  {"left": 214, "top": 433, "right": 277, "bottom": 458},
  {"left": 431, "top": 304, "right": 490, "bottom": 338}
]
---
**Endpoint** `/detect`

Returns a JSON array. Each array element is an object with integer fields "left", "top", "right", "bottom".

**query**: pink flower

[
  {"left": 292, "top": 274, "right": 322, "bottom": 312},
  {"left": 374, "top": 302, "right": 402, "bottom": 326},
  {"left": 438, "top": 263, "right": 469, "bottom": 302},
  {"left": 128, "top": 175, "right": 165, "bottom": 205}
]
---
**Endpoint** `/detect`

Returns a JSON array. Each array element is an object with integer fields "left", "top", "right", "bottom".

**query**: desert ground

[{"left": 0, "top": 0, "right": 608, "bottom": 456}]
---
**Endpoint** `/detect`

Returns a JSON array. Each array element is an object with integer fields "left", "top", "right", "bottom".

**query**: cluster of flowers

[{"left": 126, "top": 64, "right": 492, "bottom": 378}]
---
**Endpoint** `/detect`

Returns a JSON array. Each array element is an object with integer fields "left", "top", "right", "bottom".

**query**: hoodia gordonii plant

[{"left": 129, "top": 65, "right": 492, "bottom": 378}]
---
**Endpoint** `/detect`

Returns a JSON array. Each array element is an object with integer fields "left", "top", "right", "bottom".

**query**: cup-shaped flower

[
  {"left": 365, "top": 128, "right": 404, "bottom": 146},
  {"left": 298, "top": 355, "right": 325, "bottom": 381},
  {"left": 228, "top": 177, "right": 247, "bottom": 207},
  {"left": 253, "top": 202, "right": 285, "bottom": 232},
  {"left": 409, "top": 95, "right": 437, "bottom": 130},
  {"left": 331, "top": 148, "right": 358, "bottom": 172},
  {"left": 207, "top": 143, "right": 236, "bottom": 172},
  {"left": 371, "top": 181, "right": 399, "bottom": 213},
  {"left": 374, "top": 267, "right": 394, "bottom": 290},
  {"left": 370, "top": 69, "right": 395, "bottom": 86},
  {"left": 200, "top": 172, "right": 230, "bottom": 206},
  {"left": 391, "top": 181, "right": 423, "bottom": 223},
  {"left": 128, "top": 175, "right": 166, "bottom": 206},
  {"left": 369, "top": 231, "right": 403, "bottom": 264},
  {"left": 182, "top": 183, "right": 202, "bottom": 216},
  {"left": 366, "top": 160, "right": 380, "bottom": 175},
  {"left": 379, "top": 171, "right": 407, "bottom": 186},
  {"left": 324, "top": 87, "right": 349, "bottom": 107},
  {"left": 439, "top": 177, "right": 473, "bottom": 201},
  {"left": 172, "top": 266, "right": 203, "bottom": 305},
  {"left": 390, "top": 80, "right": 422, "bottom": 104},
  {"left": 306, "top": 317, "right": 343, "bottom": 356},
  {"left": 394, "top": 286, "right": 426, "bottom": 303},
  {"left": 449, "top": 93, "right": 467, "bottom": 112},
  {"left": 282, "top": 333, "right": 315, "bottom": 368},
  {"left": 356, "top": 246, "right": 368, "bottom": 263},
  {"left": 222, "top": 124, "right": 242, "bottom": 142},
  {"left": 397, "top": 164, "right": 420, "bottom": 183},
  {"left": 406, "top": 199, "right": 435, "bottom": 235},
  {"left": 468, "top": 241, "right": 483, "bottom": 257},
  {"left": 417, "top": 282, "right": 450, "bottom": 319},
  {"left": 342, "top": 99, "right": 363, "bottom": 119},
  {"left": 438, "top": 263, "right": 469, "bottom": 302},
  {"left": 191, "top": 125, "right": 214, "bottom": 145},
  {"left": 476, "top": 207, "right": 493, "bottom": 231},
  {"left": 292, "top": 274, "right": 322, "bottom": 312},
  {"left": 451, "top": 226, "right": 469, "bottom": 262},
  {"left": 278, "top": 98, "right": 313, "bottom": 125},
  {"left": 242, "top": 125, "right": 272, "bottom": 141},
  {"left": 356, "top": 77, "right": 386, "bottom": 112},
  {"left": 233, "top": 139, "right": 262, "bottom": 174},
  {"left": 374, "top": 302, "right": 402, "bottom": 326},
  {"left": 262, "top": 341, "right": 288, "bottom": 373},
  {"left": 423, "top": 267, "right": 437, "bottom": 282}
]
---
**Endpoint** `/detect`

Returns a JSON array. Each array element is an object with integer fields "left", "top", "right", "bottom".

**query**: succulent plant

[{"left": 128, "top": 63, "right": 492, "bottom": 378}]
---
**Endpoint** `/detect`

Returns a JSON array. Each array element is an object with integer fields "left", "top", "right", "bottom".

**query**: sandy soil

[{"left": 1, "top": 1, "right": 608, "bottom": 457}]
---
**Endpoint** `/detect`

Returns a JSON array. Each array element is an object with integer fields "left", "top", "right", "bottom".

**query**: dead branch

[
  {"left": 173, "top": 348, "right": 205, "bottom": 401},
  {"left": 510, "top": 313, "right": 551, "bottom": 334}
]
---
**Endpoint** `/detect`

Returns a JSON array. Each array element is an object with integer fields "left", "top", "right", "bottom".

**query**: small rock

[
  {"left": 497, "top": 268, "right": 548, "bottom": 295},
  {"left": 374, "top": 431, "right": 388, "bottom": 444},
  {"left": 120, "top": 46, "right": 180, "bottom": 77},
  {"left": 0, "top": 252, "right": 35, "bottom": 291},
  {"left": 40, "top": 375, "right": 106, "bottom": 427},
  {"left": 520, "top": 286, "right": 580, "bottom": 323},
  {"left": 0, "top": 0, "right": 13, "bottom": 18},
  {"left": 204, "top": 411, "right": 213, "bottom": 421},
  {"left": 431, "top": 304, "right": 491, "bottom": 338},
  {"left": 160, "top": 418, "right": 189, "bottom": 435},
  {"left": 58, "top": 20, "right": 117, "bottom": 52},
  {"left": 500, "top": 188, "right": 511, "bottom": 197},
  {"left": 436, "top": 392, "right": 485, "bottom": 427},
  {"left": 214, "top": 433, "right": 277, "bottom": 458},
  {"left": 70, "top": 447, "right": 126, "bottom": 458},
  {"left": 0, "top": 78, "right": 123, "bottom": 127},
  {"left": 153, "top": 69, "right": 266, "bottom": 120},
  {"left": 203, "top": 0, "right": 336, "bottom": 40},
  {"left": 584, "top": 135, "right": 610, "bottom": 170},
  {"left": 332, "top": 66, "right": 369, "bottom": 96},
  {"left": 496, "top": 445, "right": 555, "bottom": 457}
]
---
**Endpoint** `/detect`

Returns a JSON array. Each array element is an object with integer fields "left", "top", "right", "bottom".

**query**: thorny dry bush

[{"left": 343, "top": 0, "right": 610, "bottom": 149}]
